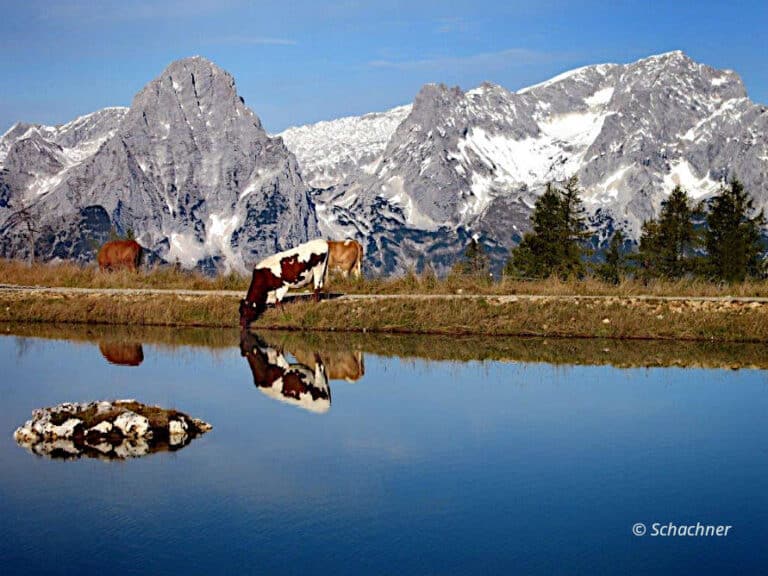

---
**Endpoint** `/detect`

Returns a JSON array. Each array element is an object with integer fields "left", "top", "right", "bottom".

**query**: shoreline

[
  {"left": 1, "top": 286, "right": 768, "bottom": 342},
  {"left": 2, "top": 322, "right": 767, "bottom": 370}
]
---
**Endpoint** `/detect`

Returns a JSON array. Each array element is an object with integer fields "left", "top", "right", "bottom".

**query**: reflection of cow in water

[
  {"left": 239, "top": 331, "right": 330, "bottom": 413},
  {"left": 98, "top": 342, "right": 145, "bottom": 366},
  {"left": 291, "top": 348, "right": 365, "bottom": 382},
  {"left": 97, "top": 240, "right": 143, "bottom": 272}
]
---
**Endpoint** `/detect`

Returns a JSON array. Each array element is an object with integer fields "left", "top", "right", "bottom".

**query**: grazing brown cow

[
  {"left": 97, "top": 240, "right": 142, "bottom": 272},
  {"left": 98, "top": 341, "right": 145, "bottom": 366},
  {"left": 327, "top": 239, "right": 363, "bottom": 279}
]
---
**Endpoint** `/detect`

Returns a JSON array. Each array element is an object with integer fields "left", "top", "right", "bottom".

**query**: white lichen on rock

[
  {"left": 113, "top": 411, "right": 150, "bottom": 437},
  {"left": 13, "top": 400, "right": 212, "bottom": 461}
]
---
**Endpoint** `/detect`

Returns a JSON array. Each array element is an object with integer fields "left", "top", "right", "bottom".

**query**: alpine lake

[{"left": 1, "top": 323, "right": 766, "bottom": 575}]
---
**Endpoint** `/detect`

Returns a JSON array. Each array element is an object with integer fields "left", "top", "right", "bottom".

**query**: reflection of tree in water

[
  {"left": 98, "top": 341, "right": 144, "bottom": 366},
  {"left": 13, "top": 336, "right": 38, "bottom": 360},
  {"left": 239, "top": 331, "right": 332, "bottom": 414}
]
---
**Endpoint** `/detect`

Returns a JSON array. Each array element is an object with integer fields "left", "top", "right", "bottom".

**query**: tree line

[{"left": 459, "top": 176, "right": 766, "bottom": 283}]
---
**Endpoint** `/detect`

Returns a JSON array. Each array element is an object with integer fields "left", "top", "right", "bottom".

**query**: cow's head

[{"left": 239, "top": 295, "right": 266, "bottom": 329}]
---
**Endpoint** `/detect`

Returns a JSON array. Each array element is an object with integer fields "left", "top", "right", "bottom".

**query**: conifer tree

[
  {"left": 505, "top": 177, "right": 588, "bottom": 278},
  {"left": 638, "top": 185, "right": 696, "bottom": 278},
  {"left": 559, "top": 175, "right": 589, "bottom": 277},
  {"left": 597, "top": 230, "right": 627, "bottom": 284},
  {"left": 460, "top": 237, "right": 490, "bottom": 277},
  {"left": 704, "top": 179, "right": 765, "bottom": 282}
]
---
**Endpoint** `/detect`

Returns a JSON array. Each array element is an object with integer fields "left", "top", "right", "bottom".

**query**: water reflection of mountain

[
  {"left": 2, "top": 323, "right": 768, "bottom": 370},
  {"left": 239, "top": 331, "right": 332, "bottom": 413}
]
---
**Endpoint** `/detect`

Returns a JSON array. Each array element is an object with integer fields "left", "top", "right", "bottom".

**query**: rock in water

[{"left": 13, "top": 400, "right": 212, "bottom": 461}]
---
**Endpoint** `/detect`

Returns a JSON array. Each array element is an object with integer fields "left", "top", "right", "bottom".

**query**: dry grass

[
  {"left": 4, "top": 258, "right": 768, "bottom": 298},
  {"left": 0, "top": 259, "right": 249, "bottom": 291},
  {"left": 2, "top": 286, "right": 768, "bottom": 342},
  {"left": 3, "top": 259, "right": 768, "bottom": 342},
  {"left": 327, "top": 270, "right": 768, "bottom": 298},
  {"left": 0, "top": 291, "right": 241, "bottom": 327}
]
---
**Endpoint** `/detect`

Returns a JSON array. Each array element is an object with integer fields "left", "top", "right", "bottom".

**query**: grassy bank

[
  {"left": 2, "top": 288, "right": 768, "bottom": 341},
  {"left": 0, "top": 291, "right": 241, "bottom": 328},
  {"left": 2, "top": 259, "right": 768, "bottom": 342}
]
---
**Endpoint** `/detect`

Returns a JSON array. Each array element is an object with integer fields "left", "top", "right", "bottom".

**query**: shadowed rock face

[
  {"left": 0, "top": 57, "right": 318, "bottom": 271},
  {"left": 13, "top": 400, "right": 212, "bottom": 461}
]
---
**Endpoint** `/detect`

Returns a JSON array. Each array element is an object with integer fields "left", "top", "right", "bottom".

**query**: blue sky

[{"left": 1, "top": 0, "right": 766, "bottom": 133}]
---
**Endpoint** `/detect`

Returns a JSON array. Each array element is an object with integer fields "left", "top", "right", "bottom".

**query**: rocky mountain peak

[
  {"left": 0, "top": 57, "right": 317, "bottom": 271},
  {"left": 293, "top": 51, "right": 768, "bottom": 274}
]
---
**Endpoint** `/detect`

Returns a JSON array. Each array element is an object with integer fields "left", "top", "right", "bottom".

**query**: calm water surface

[{"left": 0, "top": 327, "right": 766, "bottom": 575}]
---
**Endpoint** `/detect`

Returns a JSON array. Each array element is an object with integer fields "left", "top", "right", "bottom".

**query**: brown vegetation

[{"left": 4, "top": 258, "right": 768, "bottom": 298}]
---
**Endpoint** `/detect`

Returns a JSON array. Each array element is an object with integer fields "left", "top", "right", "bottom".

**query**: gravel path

[{"left": 2, "top": 284, "right": 768, "bottom": 303}]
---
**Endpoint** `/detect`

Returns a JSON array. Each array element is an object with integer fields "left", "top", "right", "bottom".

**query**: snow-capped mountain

[
  {"left": 283, "top": 51, "right": 767, "bottom": 273},
  {"left": 0, "top": 57, "right": 317, "bottom": 271},
  {"left": 277, "top": 105, "right": 411, "bottom": 189},
  {"left": 0, "top": 108, "right": 128, "bottom": 201},
  {"left": 2, "top": 51, "right": 765, "bottom": 274}
]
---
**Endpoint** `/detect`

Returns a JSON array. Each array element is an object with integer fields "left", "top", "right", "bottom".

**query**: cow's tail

[
  {"left": 136, "top": 244, "right": 144, "bottom": 270},
  {"left": 320, "top": 242, "right": 330, "bottom": 288}
]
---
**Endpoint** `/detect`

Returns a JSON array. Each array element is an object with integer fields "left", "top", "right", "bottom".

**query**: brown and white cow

[
  {"left": 327, "top": 239, "right": 363, "bottom": 279},
  {"left": 239, "top": 239, "right": 329, "bottom": 328},
  {"left": 240, "top": 331, "right": 331, "bottom": 413}
]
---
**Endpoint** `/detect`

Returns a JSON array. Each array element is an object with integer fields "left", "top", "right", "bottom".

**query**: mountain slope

[
  {"left": 0, "top": 57, "right": 317, "bottom": 271},
  {"left": 283, "top": 51, "right": 767, "bottom": 273},
  {"left": 2, "top": 51, "right": 766, "bottom": 275},
  {"left": 277, "top": 104, "right": 411, "bottom": 189}
]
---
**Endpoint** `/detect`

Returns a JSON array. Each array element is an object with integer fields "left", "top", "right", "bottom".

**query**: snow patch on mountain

[{"left": 277, "top": 105, "right": 411, "bottom": 188}]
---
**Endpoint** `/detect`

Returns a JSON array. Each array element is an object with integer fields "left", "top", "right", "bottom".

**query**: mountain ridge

[
  {"left": 1, "top": 51, "right": 765, "bottom": 274},
  {"left": 0, "top": 56, "right": 317, "bottom": 272}
]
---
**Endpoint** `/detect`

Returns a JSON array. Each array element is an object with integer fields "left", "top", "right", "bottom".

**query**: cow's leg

[
  {"left": 313, "top": 265, "right": 326, "bottom": 302},
  {"left": 275, "top": 285, "right": 290, "bottom": 312}
]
